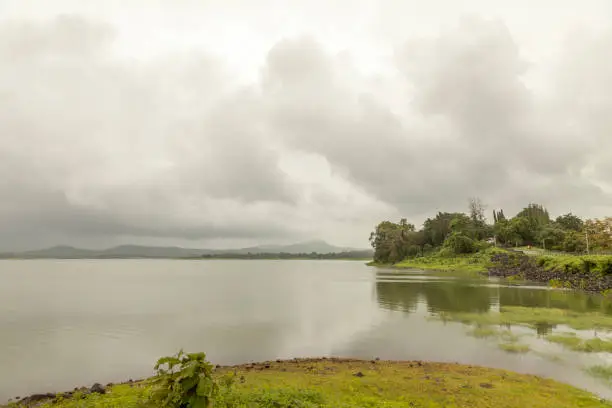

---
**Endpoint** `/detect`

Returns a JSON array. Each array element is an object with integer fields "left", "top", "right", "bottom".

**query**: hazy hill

[{"left": 0, "top": 240, "right": 369, "bottom": 259}]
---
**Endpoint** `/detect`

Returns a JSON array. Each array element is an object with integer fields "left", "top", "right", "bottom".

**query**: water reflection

[
  {"left": 375, "top": 269, "right": 612, "bottom": 317},
  {"left": 2, "top": 260, "right": 612, "bottom": 402}
]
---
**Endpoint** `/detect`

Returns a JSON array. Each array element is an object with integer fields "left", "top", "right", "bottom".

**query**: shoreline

[
  {"left": 369, "top": 249, "right": 612, "bottom": 295},
  {"left": 5, "top": 358, "right": 610, "bottom": 407}
]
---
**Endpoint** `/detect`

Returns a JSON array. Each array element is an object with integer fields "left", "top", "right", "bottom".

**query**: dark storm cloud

[
  {"left": 0, "top": 11, "right": 610, "bottom": 250},
  {"left": 0, "top": 16, "right": 303, "bottom": 249}
]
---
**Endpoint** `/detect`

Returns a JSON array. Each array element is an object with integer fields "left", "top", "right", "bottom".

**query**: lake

[{"left": 1, "top": 259, "right": 612, "bottom": 402}]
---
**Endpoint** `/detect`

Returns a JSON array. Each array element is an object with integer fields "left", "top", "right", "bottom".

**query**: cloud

[{"left": 0, "top": 11, "right": 610, "bottom": 250}]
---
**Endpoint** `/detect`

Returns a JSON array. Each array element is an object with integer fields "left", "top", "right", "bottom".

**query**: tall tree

[
  {"left": 555, "top": 213, "right": 584, "bottom": 232},
  {"left": 493, "top": 209, "right": 506, "bottom": 224},
  {"left": 423, "top": 212, "right": 464, "bottom": 247},
  {"left": 468, "top": 197, "right": 486, "bottom": 224}
]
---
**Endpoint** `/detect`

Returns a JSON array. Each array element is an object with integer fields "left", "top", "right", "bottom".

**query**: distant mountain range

[{"left": 0, "top": 240, "right": 371, "bottom": 259}]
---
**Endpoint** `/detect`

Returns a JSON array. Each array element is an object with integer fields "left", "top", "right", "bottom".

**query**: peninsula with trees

[{"left": 368, "top": 199, "right": 612, "bottom": 292}]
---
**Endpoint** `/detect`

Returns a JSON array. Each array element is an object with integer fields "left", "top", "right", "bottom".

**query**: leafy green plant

[{"left": 149, "top": 350, "right": 231, "bottom": 408}]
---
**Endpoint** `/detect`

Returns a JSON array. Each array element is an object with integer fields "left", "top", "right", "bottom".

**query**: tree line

[
  {"left": 369, "top": 198, "right": 612, "bottom": 264},
  {"left": 201, "top": 250, "right": 374, "bottom": 260}
]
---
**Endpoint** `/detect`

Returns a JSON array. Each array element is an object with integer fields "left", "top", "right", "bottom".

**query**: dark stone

[
  {"left": 479, "top": 383, "right": 494, "bottom": 389},
  {"left": 90, "top": 383, "right": 106, "bottom": 394},
  {"left": 353, "top": 372, "right": 365, "bottom": 377},
  {"left": 20, "top": 393, "right": 56, "bottom": 405}
]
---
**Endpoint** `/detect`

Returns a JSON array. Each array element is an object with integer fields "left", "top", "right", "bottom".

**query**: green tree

[
  {"left": 494, "top": 218, "right": 525, "bottom": 246},
  {"left": 515, "top": 203, "right": 551, "bottom": 244},
  {"left": 493, "top": 209, "right": 506, "bottom": 224},
  {"left": 442, "top": 232, "right": 477, "bottom": 255},
  {"left": 369, "top": 219, "right": 420, "bottom": 264},
  {"left": 563, "top": 230, "right": 587, "bottom": 253},
  {"left": 537, "top": 225, "right": 566, "bottom": 250},
  {"left": 423, "top": 212, "right": 464, "bottom": 247},
  {"left": 468, "top": 197, "right": 486, "bottom": 224},
  {"left": 555, "top": 213, "right": 584, "bottom": 232}
]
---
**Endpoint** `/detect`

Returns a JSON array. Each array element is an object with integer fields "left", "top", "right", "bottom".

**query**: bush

[
  {"left": 442, "top": 233, "right": 477, "bottom": 255},
  {"left": 474, "top": 240, "right": 493, "bottom": 252},
  {"left": 149, "top": 350, "right": 233, "bottom": 408}
]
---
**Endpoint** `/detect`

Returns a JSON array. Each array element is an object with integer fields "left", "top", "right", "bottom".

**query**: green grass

[
  {"left": 546, "top": 334, "right": 612, "bottom": 352},
  {"left": 536, "top": 255, "right": 612, "bottom": 276},
  {"left": 436, "top": 306, "right": 612, "bottom": 331},
  {"left": 21, "top": 359, "right": 611, "bottom": 408},
  {"left": 372, "top": 247, "right": 507, "bottom": 277}
]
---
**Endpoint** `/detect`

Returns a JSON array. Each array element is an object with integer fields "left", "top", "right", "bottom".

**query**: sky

[{"left": 0, "top": 0, "right": 611, "bottom": 250}]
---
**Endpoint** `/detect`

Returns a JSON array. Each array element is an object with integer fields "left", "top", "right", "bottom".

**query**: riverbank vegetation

[
  {"left": 8, "top": 355, "right": 611, "bottom": 408},
  {"left": 368, "top": 199, "right": 612, "bottom": 289}
]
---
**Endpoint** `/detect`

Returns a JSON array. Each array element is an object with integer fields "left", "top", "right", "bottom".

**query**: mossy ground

[{"left": 16, "top": 359, "right": 611, "bottom": 408}]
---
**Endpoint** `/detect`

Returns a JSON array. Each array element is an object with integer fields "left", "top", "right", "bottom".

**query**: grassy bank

[
  {"left": 368, "top": 247, "right": 504, "bottom": 276},
  {"left": 11, "top": 359, "right": 610, "bottom": 408}
]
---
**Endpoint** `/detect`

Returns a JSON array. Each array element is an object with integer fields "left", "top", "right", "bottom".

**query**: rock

[
  {"left": 479, "top": 383, "right": 494, "bottom": 389},
  {"left": 353, "top": 372, "right": 365, "bottom": 377},
  {"left": 20, "top": 393, "right": 56, "bottom": 405},
  {"left": 90, "top": 383, "right": 106, "bottom": 394}
]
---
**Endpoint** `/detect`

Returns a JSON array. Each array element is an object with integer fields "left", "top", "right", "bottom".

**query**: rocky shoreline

[
  {"left": 487, "top": 252, "right": 612, "bottom": 293},
  {"left": 5, "top": 378, "right": 151, "bottom": 407}
]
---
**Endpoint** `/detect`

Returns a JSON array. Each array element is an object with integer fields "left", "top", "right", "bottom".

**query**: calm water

[{"left": 1, "top": 259, "right": 612, "bottom": 402}]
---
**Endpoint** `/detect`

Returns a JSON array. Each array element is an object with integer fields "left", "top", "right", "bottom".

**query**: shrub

[
  {"left": 442, "top": 233, "right": 477, "bottom": 255},
  {"left": 149, "top": 350, "right": 233, "bottom": 408}
]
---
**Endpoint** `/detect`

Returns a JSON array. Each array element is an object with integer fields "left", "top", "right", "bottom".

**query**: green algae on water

[
  {"left": 435, "top": 306, "right": 612, "bottom": 332},
  {"left": 546, "top": 334, "right": 612, "bottom": 353}
]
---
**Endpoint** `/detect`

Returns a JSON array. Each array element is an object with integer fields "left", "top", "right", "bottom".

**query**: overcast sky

[{"left": 0, "top": 0, "right": 611, "bottom": 250}]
